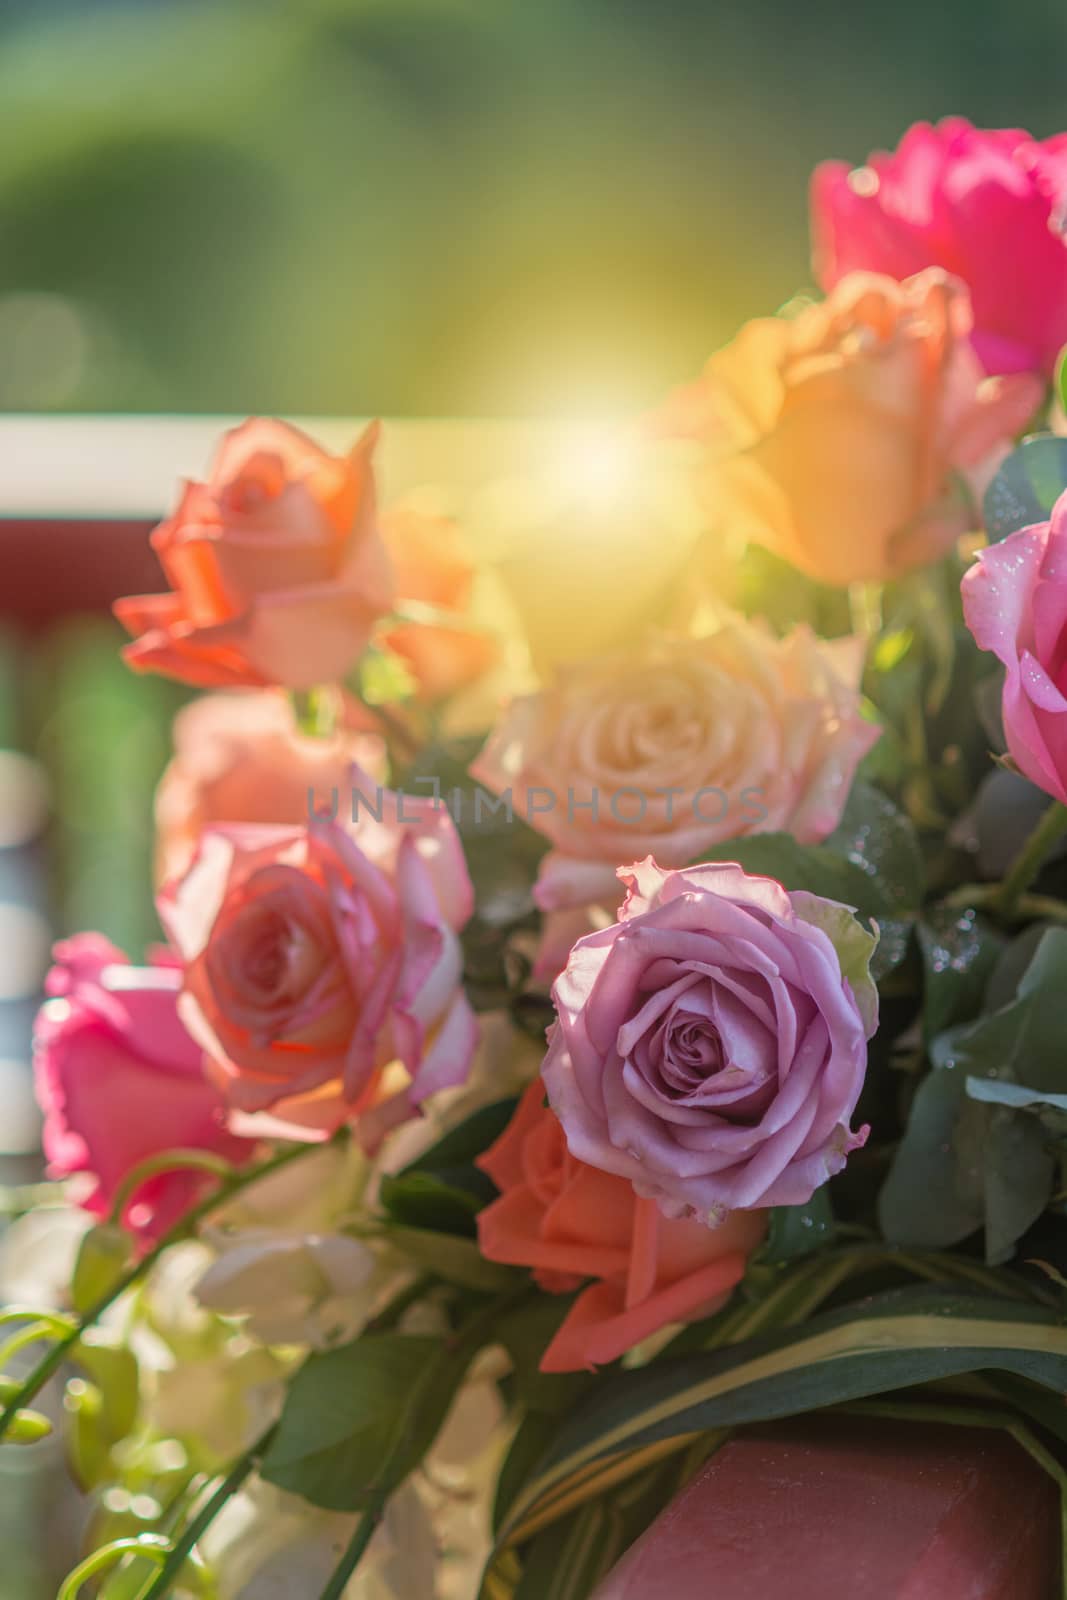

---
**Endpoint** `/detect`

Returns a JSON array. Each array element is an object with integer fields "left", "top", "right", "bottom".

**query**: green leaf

[
  {"left": 758, "top": 1191, "right": 835, "bottom": 1265},
  {"left": 402, "top": 1099, "right": 518, "bottom": 1177},
  {"left": 694, "top": 834, "right": 888, "bottom": 918},
  {"left": 878, "top": 1066, "right": 986, "bottom": 1252},
  {"left": 495, "top": 1298, "right": 592, "bottom": 1417},
  {"left": 881, "top": 928, "right": 1067, "bottom": 1263},
  {"left": 825, "top": 780, "right": 926, "bottom": 912},
  {"left": 983, "top": 435, "right": 1067, "bottom": 544},
  {"left": 378, "top": 1171, "right": 486, "bottom": 1237},
  {"left": 791, "top": 892, "right": 878, "bottom": 1035},
  {"left": 492, "top": 1286, "right": 1067, "bottom": 1552},
  {"left": 381, "top": 1224, "right": 523, "bottom": 1292},
  {"left": 967, "top": 1078, "right": 1067, "bottom": 1114},
  {"left": 261, "top": 1330, "right": 481, "bottom": 1511},
  {"left": 918, "top": 907, "right": 1005, "bottom": 1039}
]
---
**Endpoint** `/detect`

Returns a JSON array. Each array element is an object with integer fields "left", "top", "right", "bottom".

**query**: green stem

[
  {"left": 136, "top": 1424, "right": 277, "bottom": 1600},
  {"left": 107, "top": 1149, "right": 238, "bottom": 1226},
  {"left": 56, "top": 1538, "right": 169, "bottom": 1600},
  {"left": 848, "top": 581, "right": 883, "bottom": 643},
  {"left": 0, "top": 1136, "right": 333, "bottom": 1444},
  {"left": 316, "top": 1500, "right": 385, "bottom": 1600},
  {"left": 994, "top": 801, "right": 1067, "bottom": 920}
]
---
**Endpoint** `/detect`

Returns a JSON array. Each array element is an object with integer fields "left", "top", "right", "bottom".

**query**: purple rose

[{"left": 541, "top": 859, "right": 877, "bottom": 1219}]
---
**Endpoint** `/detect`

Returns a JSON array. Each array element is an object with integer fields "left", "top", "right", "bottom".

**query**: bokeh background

[
  {"left": 2, "top": 2, "right": 1067, "bottom": 1591},
  {"left": 3, "top": 0, "right": 1067, "bottom": 418}
]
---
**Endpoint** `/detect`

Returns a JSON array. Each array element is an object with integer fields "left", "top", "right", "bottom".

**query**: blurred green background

[{"left": 3, "top": 0, "right": 1067, "bottom": 420}]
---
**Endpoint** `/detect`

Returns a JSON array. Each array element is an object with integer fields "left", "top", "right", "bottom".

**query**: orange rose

[
  {"left": 115, "top": 419, "right": 395, "bottom": 690},
  {"left": 380, "top": 505, "right": 496, "bottom": 702},
  {"left": 687, "top": 270, "right": 1041, "bottom": 586},
  {"left": 477, "top": 1080, "right": 765, "bottom": 1372},
  {"left": 154, "top": 690, "right": 386, "bottom": 886}
]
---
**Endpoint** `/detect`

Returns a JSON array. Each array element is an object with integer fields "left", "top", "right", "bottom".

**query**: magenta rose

[
  {"left": 34, "top": 934, "right": 254, "bottom": 1240},
  {"left": 541, "top": 859, "right": 877, "bottom": 1219},
  {"left": 811, "top": 118, "right": 1067, "bottom": 377},
  {"left": 961, "top": 493, "right": 1067, "bottom": 805},
  {"left": 158, "top": 775, "right": 478, "bottom": 1143}
]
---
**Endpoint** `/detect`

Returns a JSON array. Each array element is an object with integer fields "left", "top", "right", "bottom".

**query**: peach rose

[
  {"left": 471, "top": 621, "right": 878, "bottom": 974},
  {"left": 477, "top": 1079, "right": 765, "bottom": 1371},
  {"left": 115, "top": 419, "right": 395, "bottom": 690},
  {"left": 157, "top": 783, "right": 477, "bottom": 1143},
  {"left": 683, "top": 270, "right": 1041, "bottom": 585},
  {"left": 380, "top": 504, "right": 497, "bottom": 702},
  {"left": 155, "top": 690, "right": 386, "bottom": 885}
]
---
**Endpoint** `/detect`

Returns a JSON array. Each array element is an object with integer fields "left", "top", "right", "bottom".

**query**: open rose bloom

[
  {"left": 33, "top": 935, "right": 254, "bottom": 1240},
  {"left": 812, "top": 119, "right": 1067, "bottom": 378},
  {"left": 543, "top": 860, "right": 878, "bottom": 1218},
  {"left": 158, "top": 780, "right": 478, "bottom": 1141},
  {"left": 473, "top": 622, "right": 878, "bottom": 974},
  {"left": 962, "top": 491, "right": 1067, "bottom": 805},
  {"left": 116, "top": 419, "right": 395, "bottom": 690},
  {"left": 684, "top": 269, "right": 1040, "bottom": 585}
]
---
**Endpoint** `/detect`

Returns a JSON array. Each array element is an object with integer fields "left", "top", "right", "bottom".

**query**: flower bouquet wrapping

[{"left": 9, "top": 116, "right": 1067, "bottom": 1599}]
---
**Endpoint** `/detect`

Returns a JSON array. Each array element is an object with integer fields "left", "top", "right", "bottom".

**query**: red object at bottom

[{"left": 594, "top": 1416, "right": 1060, "bottom": 1599}]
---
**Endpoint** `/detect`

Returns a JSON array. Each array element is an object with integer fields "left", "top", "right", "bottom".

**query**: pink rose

[
  {"left": 159, "top": 780, "right": 478, "bottom": 1142},
  {"left": 155, "top": 690, "right": 386, "bottom": 885},
  {"left": 33, "top": 934, "right": 253, "bottom": 1240},
  {"left": 471, "top": 624, "right": 878, "bottom": 975},
  {"left": 542, "top": 859, "right": 877, "bottom": 1219},
  {"left": 115, "top": 419, "right": 395, "bottom": 690},
  {"left": 961, "top": 493, "right": 1067, "bottom": 804},
  {"left": 811, "top": 119, "right": 1067, "bottom": 377}
]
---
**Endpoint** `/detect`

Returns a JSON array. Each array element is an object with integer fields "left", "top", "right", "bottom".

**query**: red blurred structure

[{"left": 595, "top": 1416, "right": 1060, "bottom": 1599}]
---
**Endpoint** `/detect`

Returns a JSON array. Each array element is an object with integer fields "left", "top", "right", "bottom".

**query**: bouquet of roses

[{"left": 8, "top": 116, "right": 1067, "bottom": 1599}]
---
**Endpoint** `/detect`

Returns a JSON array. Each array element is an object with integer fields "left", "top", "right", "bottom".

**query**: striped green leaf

[{"left": 492, "top": 1286, "right": 1067, "bottom": 1553}]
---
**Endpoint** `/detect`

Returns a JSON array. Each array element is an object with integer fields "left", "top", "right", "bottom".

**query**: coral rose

[
  {"left": 33, "top": 934, "right": 253, "bottom": 1240},
  {"left": 687, "top": 269, "right": 1040, "bottom": 586},
  {"left": 812, "top": 118, "right": 1067, "bottom": 378},
  {"left": 962, "top": 491, "right": 1067, "bottom": 805},
  {"left": 158, "top": 782, "right": 478, "bottom": 1141},
  {"left": 542, "top": 859, "right": 877, "bottom": 1220},
  {"left": 115, "top": 419, "right": 394, "bottom": 690},
  {"left": 381, "top": 504, "right": 497, "bottom": 702},
  {"left": 471, "top": 623, "right": 878, "bottom": 975},
  {"left": 155, "top": 690, "right": 385, "bottom": 885},
  {"left": 477, "top": 1079, "right": 765, "bottom": 1371}
]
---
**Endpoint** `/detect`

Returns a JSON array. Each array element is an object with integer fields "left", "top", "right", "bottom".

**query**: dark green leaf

[
  {"left": 495, "top": 1298, "right": 592, "bottom": 1416},
  {"left": 401, "top": 1099, "right": 517, "bottom": 1178},
  {"left": 825, "top": 779, "right": 925, "bottom": 914},
  {"left": 759, "top": 1191, "right": 835, "bottom": 1265},
  {"left": 378, "top": 1170, "right": 485, "bottom": 1236},
  {"left": 261, "top": 1331, "right": 478, "bottom": 1510},
  {"left": 917, "top": 907, "right": 1005, "bottom": 1038},
  {"left": 694, "top": 834, "right": 888, "bottom": 918},
  {"left": 881, "top": 928, "right": 1067, "bottom": 1262},
  {"left": 983, "top": 435, "right": 1067, "bottom": 544}
]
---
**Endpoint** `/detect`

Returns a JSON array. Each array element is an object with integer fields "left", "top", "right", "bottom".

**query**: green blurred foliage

[{"left": 1, "top": 0, "right": 1067, "bottom": 416}]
